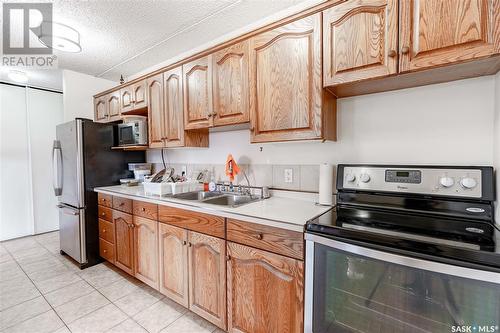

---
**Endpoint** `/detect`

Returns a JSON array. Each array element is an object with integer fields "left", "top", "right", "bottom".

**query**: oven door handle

[{"left": 305, "top": 233, "right": 500, "bottom": 284}]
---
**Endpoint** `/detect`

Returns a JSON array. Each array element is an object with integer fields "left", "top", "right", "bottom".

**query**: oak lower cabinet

[
  {"left": 133, "top": 216, "right": 159, "bottom": 289},
  {"left": 188, "top": 231, "right": 227, "bottom": 330},
  {"left": 226, "top": 242, "right": 304, "bottom": 333},
  {"left": 323, "top": 0, "right": 398, "bottom": 85},
  {"left": 113, "top": 210, "right": 135, "bottom": 275},
  {"left": 158, "top": 223, "right": 189, "bottom": 307},
  {"left": 399, "top": 0, "right": 500, "bottom": 72},
  {"left": 249, "top": 13, "right": 337, "bottom": 143}
]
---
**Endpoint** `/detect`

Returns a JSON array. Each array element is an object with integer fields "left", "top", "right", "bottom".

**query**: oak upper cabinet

[
  {"left": 158, "top": 223, "right": 189, "bottom": 307},
  {"left": 94, "top": 95, "right": 108, "bottom": 122},
  {"left": 188, "top": 231, "right": 226, "bottom": 330},
  {"left": 120, "top": 85, "right": 134, "bottom": 113},
  {"left": 399, "top": 0, "right": 500, "bottom": 72},
  {"left": 227, "top": 242, "right": 304, "bottom": 333},
  {"left": 147, "top": 74, "right": 165, "bottom": 148},
  {"left": 183, "top": 57, "right": 213, "bottom": 130},
  {"left": 121, "top": 80, "right": 148, "bottom": 112},
  {"left": 249, "top": 13, "right": 336, "bottom": 143},
  {"left": 107, "top": 91, "right": 121, "bottom": 121},
  {"left": 163, "top": 67, "right": 185, "bottom": 147},
  {"left": 113, "top": 211, "right": 134, "bottom": 275},
  {"left": 133, "top": 216, "right": 159, "bottom": 289},
  {"left": 132, "top": 80, "right": 148, "bottom": 109},
  {"left": 212, "top": 41, "right": 250, "bottom": 126},
  {"left": 323, "top": 0, "right": 398, "bottom": 85}
]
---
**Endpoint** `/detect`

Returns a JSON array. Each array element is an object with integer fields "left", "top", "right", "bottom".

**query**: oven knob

[
  {"left": 460, "top": 177, "right": 477, "bottom": 189},
  {"left": 360, "top": 174, "right": 371, "bottom": 183},
  {"left": 439, "top": 177, "right": 454, "bottom": 188},
  {"left": 346, "top": 174, "right": 356, "bottom": 182}
]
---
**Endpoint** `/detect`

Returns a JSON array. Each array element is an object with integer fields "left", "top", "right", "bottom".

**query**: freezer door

[
  {"left": 58, "top": 204, "right": 86, "bottom": 264},
  {"left": 56, "top": 120, "right": 85, "bottom": 208}
]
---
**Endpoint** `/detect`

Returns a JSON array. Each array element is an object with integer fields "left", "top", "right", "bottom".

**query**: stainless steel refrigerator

[{"left": 53, "top": 118, "right": 144, "bottom": 268}]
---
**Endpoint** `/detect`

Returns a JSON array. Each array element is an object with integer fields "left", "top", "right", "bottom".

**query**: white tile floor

[{"left": 0, "top": 231, "right": 225, "bottom": 333}]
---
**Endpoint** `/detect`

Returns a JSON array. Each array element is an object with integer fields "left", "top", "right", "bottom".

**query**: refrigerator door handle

[
  {"left": 57, "top": 204, "right": 80, "bottom": 215},
  {"left": 52, "top": 140, "right": 63, "bottom": 196}
]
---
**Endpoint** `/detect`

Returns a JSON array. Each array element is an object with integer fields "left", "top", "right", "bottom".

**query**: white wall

[
  {"left": 62, "top": 70, "right": 116, "bottom": 121},
  {"left": 0, "top": 84, "right": 64, "bottom": 241},
  {"left": 148, "top": 76, "right": 496, "bottom": 167},
  {"left": 27, "top": 89, "right": 64, "bottom": 234},
  {"left": 0, "top": 84, "right": 33, "bottom": 240}
]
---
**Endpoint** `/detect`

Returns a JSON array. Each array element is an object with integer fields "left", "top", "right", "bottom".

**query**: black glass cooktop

[{"left": 306, "top": 206, "right": 500, "bottom": 272}]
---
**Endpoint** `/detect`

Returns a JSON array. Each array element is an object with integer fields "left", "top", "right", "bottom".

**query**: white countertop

[{"left": 94, "top": 185, "right": 333, "bottom": 232}]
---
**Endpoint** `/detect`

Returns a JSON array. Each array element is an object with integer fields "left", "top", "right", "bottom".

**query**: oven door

[{"left": 305, "top": 233, "right": 500, "bottom": 333}]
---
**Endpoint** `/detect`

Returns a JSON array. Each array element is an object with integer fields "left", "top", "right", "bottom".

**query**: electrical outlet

[{"left": 284, "top": 168, "right": 293, "bottom": 183}]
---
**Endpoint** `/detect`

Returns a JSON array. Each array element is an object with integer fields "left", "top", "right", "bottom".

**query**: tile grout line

[{"left": 2, "top": 236, "right": 72, "bottom": 333}]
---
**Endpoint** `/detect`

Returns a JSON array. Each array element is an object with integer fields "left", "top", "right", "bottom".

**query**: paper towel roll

[{"left": 319, "top": 163, "right": 333, "bottom": 205}]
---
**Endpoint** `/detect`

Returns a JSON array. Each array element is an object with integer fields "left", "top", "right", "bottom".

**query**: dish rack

[{"left": 143, "top": 180, "right": 201, "bottom": 197}]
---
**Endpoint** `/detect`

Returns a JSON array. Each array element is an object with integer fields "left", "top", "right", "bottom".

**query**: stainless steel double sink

[{"left": 172, "top": 191, "right": 260, "bottom": 207}]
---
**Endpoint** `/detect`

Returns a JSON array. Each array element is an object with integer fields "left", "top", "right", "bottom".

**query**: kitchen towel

[{"left": 319, "top": 163, "right": 333, "bottom": 205}]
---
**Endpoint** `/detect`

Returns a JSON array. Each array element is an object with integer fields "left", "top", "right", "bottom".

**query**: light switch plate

[{"left": 284, "top": 168, "right": 293, "bottom": 183}]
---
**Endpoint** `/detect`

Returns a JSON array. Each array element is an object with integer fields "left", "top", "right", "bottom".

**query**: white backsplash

[{"left": 151, "top": 162, "right": 335, "bottom": 193}]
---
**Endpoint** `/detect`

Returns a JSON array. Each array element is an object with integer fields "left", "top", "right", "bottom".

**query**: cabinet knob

[
  {"left": 182, "top": 240, "right": 187, "bottom": 246},
  {"left": 401, "top": 46, "right": 410, "bottom": 55},
  {"left": 388, "top": 50, "right": 397, "bottom": 58},
  {"left": 101, "top": 212, "right": 106, "bottom": 216},
  {"left": 226, "top": 255, "right": 231, "bottom": 261},
  {"left": 103, "top": 249, "right": 107, "bottom": 253},
  {"left": 188, "top": 242, "right": 192, "bottom": 247},
  {"left": 212, "top": 112, "right": 217, "bottom": 117},
  {"left": 102, "top": 229, "right": 106, "bottom": 233},
  {"left": 255, "top": 233, "right": 264, "bottom": 240},
  {"left": 208, "top": 113, "right": 213, "bottom": 118},
  {"left": 249, "top": 126, "right": 255, "bottom": 132},
  {"left": 141, "top": 207, "right": 146, "bottom": 212},
  {"left": 119, "top": 202, "right": 125, "bottom": 206},
  {"left": 101, "top": 198, "right": 106, "bottom": 202}
]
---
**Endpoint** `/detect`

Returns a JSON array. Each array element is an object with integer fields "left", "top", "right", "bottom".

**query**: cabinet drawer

[
  {"left": 99, "top": 238, "right": 115, "bottom": 263},
  {"left": 98, "top": 206, "right": 112, "bottom": 222},
  {"left": 99, "top": 219, "right": 115, "bottom": 243},
  {"left": 133, "top": 200, "right": 158, "bottom": 220},
  {"left": 98, "top": 193, "right": 112, "bottom": 207},
  {"left": 158, "top": 206, "right": 225, "bottom": 238},
  {"left": 226, "top": 219, "right": 303, "bottom": 260},
  {"left": 112, "top": 196, "right": 132, "bottom": 214}
]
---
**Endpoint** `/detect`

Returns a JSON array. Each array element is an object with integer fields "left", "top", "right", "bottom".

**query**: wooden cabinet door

[
  {"left": 400, "top": 0, "right": 500, "bottom": 72},
  {"left": 147, "top": 74, "right": 165, "bottom": 149},
  {"left": 227, "top": 242, "right": 304, "bottom": 333},
  {"left": 113, "top": 211, "right": 134, "bottom": 275},
  {"left": 323, "top": 0, "right": 398, "bottom": 85},
  {"left": 249, "top": 13, "right": 323, "bottom": 143},
  {"left": 163, "top": 67, "right": 185, "bottom": 147},
  {"left": 107, "top": 91, "right": 121, "bottom": 121},
  {"left": 94, "top": 96, "right": 108, "bottom": 122},
  {"left": 132, "top": 80, "right": 148, "bottom": 109},
  {"left": 188, "top": 231, "right": 226, "bottom": 330},
  {"left": 133, "top": 216, "right": 159, "bottom": 289},
  {"left": 158, "top": 223, "right": 188, "bottom": 307},
  {"left": 183, "top": 57, "right": 213, "bottom": 130},
  {"left": 120, "top": 86, "right": 134, "bottom": 113},
  {"left": 212, "top": 41, "right": 250, "bottom": 126}
]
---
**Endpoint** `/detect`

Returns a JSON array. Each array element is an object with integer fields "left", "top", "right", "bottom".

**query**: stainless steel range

[{"left": 305, "top": 165, "right": 500, "bottom": 333}]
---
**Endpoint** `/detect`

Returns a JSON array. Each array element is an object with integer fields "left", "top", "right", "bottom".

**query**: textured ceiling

[{"left": 46, "top": 0, "right": 312, "bottom": 81}]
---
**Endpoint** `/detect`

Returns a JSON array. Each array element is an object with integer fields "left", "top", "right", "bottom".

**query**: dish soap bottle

[{"left": 208, "top": 174, "right": 217, "bottom": 192}]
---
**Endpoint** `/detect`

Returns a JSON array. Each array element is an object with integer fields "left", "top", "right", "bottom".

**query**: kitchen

[{"left": 1, "top": 0, "right": 499, "bottom": 333}]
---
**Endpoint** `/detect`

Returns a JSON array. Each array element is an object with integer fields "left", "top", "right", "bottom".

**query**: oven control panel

[{"left": 342, "top": 167, "right": 482, "bottom": 198}]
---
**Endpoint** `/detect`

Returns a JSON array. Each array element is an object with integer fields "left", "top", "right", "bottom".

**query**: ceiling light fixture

[
  {"left": 38, "top": 21, "right": 82, "bottom": 53},
  {"left": 8, "top": 70, "right": 29, "bottom": 83}
]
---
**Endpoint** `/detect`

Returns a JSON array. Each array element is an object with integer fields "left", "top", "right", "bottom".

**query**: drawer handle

[{"left": 255, "top": 233, "right": 264, "bottom": 240}]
